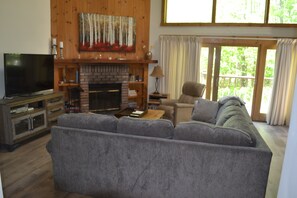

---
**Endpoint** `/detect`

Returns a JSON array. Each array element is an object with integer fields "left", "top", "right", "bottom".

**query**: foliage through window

[
  {"left": 269, "top": 0, "right": 297, "bottom": 23},
  {"left": 163, "top": 0, "right": 297, "bottom": 25},
  {"left": 216, "top": 0, "right": 266, "bottom": 23}
]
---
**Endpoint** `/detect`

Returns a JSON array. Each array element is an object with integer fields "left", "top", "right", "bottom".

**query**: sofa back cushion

[
  {"left": 219, "top": 96, "right": 246, "bottom": 105},
  {"left": 191, "top": 98, "right": 219, "bottom": 124},
  {"left": 117, "top": 117, "right": 174, "bottom": 138},
  {"left": 174, "top": 121, "right": 255, "bottom": 147},
  {"left": 216, "top": 99, "right": 242, "bottom": 123},
  {"left": 222, "top": 115, "right": 257, "bottom": 146},
  {"left": 57, "top": 113, "right": 118, "bottom": 133},
  {"left": 216, "top": 104, "right": 244, "bottom": 126}
]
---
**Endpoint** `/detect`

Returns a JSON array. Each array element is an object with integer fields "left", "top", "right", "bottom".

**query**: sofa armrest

[
  {"left": 160, "top": 99, "right": 178, "bottom": 106},
  {"left": 174, "top": 103, "right": 194, "bottom": 125},
  {"left": 46, "top": 140, "right": 52, "bottom": 154}
]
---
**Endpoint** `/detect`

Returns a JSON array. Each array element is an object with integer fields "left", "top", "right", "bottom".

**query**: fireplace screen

[{"left": 89, "top": 83, "right": 122, "bottom": 113}]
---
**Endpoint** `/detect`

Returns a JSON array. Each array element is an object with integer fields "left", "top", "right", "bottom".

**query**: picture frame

[{"left": 79, "top": 13, "right": 136, "bottom": 52}]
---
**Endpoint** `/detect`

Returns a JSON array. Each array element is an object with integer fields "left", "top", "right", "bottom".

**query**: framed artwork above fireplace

[{"left": 79, "top": 13, "right": 136, "bottom": 52}]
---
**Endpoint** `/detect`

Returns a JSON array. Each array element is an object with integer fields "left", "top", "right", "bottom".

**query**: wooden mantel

[{"left": 55, "top": 59, "right": 158, "bottom": 65}]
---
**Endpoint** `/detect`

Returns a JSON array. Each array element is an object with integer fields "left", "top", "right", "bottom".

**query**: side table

[{"left": 148, "top": 93, "right": 169, "bottom": 109}]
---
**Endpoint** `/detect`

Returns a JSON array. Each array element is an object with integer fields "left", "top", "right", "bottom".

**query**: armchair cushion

[
  {"left": 182, "top": 81, "right": 205, "bottom": 97},
  {"left": 192, "top": 98, "right": 219, "bottom": 124},
  {"left": 178, "top": 94, "right": 197, "bottom": 104},
  {"left": 160, "top": 99, "right": 178, "bottom": 106},
  {"left": 175, "top": 103, "right": 195, "bottom": 108}
]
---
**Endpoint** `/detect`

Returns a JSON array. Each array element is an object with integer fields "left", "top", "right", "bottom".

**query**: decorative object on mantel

[
  {"left": 150, "top": 65, "right": 164, "bottom": 94},
  {"left": 51, "top": 38, "right": 57, "bottom": 59},
  {"left": 59, "top": 41, "right": 64, "bottom": 59},
  {"left": 145, "top": 51, "right": 152, "bottom": 60},
  {"left": 79, "top": 13, "right": 136, "bottom": 52},
  {"left": 143, "top": 45, "right": 152, "bottom": 60}
]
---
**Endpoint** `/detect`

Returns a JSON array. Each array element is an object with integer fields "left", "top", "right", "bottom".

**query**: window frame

[{"left": 162, "top": 0, "right": 297, "bottom": 27}]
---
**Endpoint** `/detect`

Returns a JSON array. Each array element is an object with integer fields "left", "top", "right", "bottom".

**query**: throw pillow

[
  {"left": 191, "top": 98, "right": 219, "bottom": 124},
  {"left": 57, "top": 113, "right": 118, "bottom": 132},
  {"left": 117, "top": 116, "right": 174, "bottom": 139}
]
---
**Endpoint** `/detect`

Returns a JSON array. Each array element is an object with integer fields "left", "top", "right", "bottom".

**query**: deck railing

[{"left": 201, "top": 73, "right": 273, "bottom": 114}]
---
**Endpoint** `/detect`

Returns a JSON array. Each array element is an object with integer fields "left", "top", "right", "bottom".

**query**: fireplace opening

[{"left": 89, "top": 83, "right": 122, "bottom": 113}]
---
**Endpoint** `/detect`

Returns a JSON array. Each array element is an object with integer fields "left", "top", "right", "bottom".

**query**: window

[
  {"left": 166, "top": 0, "right": 213, "bottom": 23},
  {"left": 216, "top": 0, "right": 265, "bottom": 23},
  {"left": 163, "top": 0, "right": 297, "bottom": 26},
  {"left": 269, "top": 0, "right": 297, "bottom": 23}
]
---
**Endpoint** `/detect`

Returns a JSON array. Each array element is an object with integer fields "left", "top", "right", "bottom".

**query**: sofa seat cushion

[
  {"left": 191, "top": 98, "right": 219, "bottom": 124},
  {"left": 57, "top": 113, "right": 118, "bottom": 132},
  {"left": 174, "top": 121, "right": 255, "bottom": 147},
  {"left": 117, "top": 116, "right": 174, "bottom": 138}
]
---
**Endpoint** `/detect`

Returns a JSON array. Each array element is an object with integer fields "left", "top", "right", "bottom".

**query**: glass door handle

[{"left": 29, "top": 117, "right": 34, "bottom": 130}]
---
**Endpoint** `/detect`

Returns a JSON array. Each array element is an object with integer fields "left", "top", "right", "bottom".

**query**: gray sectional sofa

[{"left": 47, "top": 97, "right": 272, "bottom": 198}]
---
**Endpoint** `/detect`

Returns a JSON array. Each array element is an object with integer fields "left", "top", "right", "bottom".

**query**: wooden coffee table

[
  {"left": 142, "top": 109, "right": 165, "bottom": 120},
  {"left": 115, "top": 109, "right": 165, "bottom": 120}
]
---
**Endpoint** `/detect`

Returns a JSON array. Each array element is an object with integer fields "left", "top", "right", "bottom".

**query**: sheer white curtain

[
  {"left": 159, "top": 35, "right": 201, "bottom": 99},
  {"left": 267, "top": 39, "right": 297, "bottom": 126}
]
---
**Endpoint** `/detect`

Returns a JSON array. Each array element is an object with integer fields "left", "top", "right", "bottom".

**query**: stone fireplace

[{"left": 79, "top": 64, "right": 129, "bottom": 113}]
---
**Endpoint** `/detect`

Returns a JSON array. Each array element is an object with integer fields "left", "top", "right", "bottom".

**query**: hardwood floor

[
  {"left": 0, "top": 134, "right": 91, "bottom": 198},
  {"left": 254, "top": 122, "right": 288, "bottom": 198},
  {"left": 0, "top": 122, "right": 288, "bottom": 198}
]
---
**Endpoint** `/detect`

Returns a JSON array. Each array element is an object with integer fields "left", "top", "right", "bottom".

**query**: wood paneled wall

[{"left": 50, "top": 0, "right": 151, "bottom": 59}]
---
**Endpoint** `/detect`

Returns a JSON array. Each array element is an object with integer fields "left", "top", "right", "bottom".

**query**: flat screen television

[{"left": 4, "top": 53, "right": 54, "bottom": 97}]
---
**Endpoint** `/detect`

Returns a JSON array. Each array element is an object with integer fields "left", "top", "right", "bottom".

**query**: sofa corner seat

[{"left": 47, "top": 111, "right": 272, "bottom": 198}]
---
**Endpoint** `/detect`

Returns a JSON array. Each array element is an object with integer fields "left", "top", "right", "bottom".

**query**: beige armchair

[{"left": 158, "top": 82, "right": 206, "bottom": 125}]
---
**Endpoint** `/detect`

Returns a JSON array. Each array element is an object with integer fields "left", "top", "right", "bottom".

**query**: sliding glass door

[{"left": 200, "top": 39, "right": 276, "bottom": 121}]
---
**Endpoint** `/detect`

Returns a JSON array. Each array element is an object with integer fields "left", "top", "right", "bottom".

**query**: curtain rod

[{"left": 159, "top": 34, "right": 297, "bottom": 40}]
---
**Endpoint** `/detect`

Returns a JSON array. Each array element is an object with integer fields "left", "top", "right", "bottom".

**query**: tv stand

[
  {"left": 0, "top": 92, "right": 64, "bottom": 151},
  {"left": 19, "top": 94, "right": 43, "bottom": 97}
]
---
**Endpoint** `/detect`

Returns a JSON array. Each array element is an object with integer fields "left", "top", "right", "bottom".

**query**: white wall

[
  {"left": 278, "top": 77, "right": 297, "bottom": 198},
  {"left": 148, "top": 0, "right": 297, "bottom": 93},
  {"left": 0, "top": 0, "right": 51, "bottom": 98},
  {"left": 0, "top": 174, "right": 3, "bottom": 198}
]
